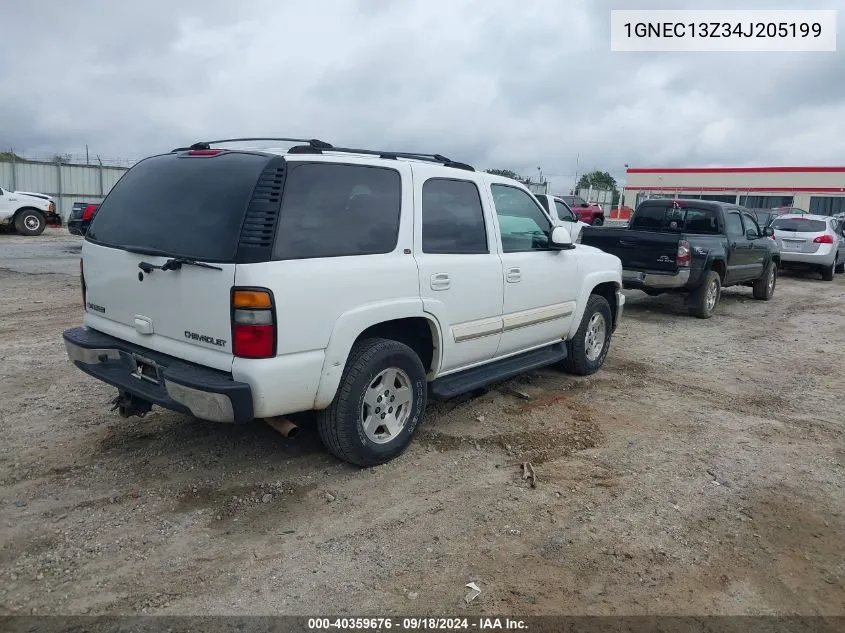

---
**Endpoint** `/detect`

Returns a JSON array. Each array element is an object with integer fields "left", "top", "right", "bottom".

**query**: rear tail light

[
  {"left": 80, "top": 259, "right": 86, "bottom": 310},
  {"left": 231, "top": 288, "right": 276, "bottom": 358},
  {"left": 676, "top": 239, "right": 691, "bottom": 267},
  {"left": 82, "top": 204, "right": 98, "bottom": 221},
  {"left": 814, "top": 234, "right": 834, "bottom": 244}
]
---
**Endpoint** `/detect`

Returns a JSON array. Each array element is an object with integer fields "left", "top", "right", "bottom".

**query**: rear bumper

[
  {"left": 779, "top": 250, "right": 835, "bottom": 266},
  {"left": 622, "top": 268, "right": 691, "bottom": 290},
  {"left": 63, "top": 327, "right": 253, "bottom": 423},
  {"left": 67, "top": 219, "right": 88, "bottom": 236}
]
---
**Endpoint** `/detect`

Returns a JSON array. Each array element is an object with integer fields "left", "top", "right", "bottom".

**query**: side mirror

[
  {"left": 745, "top": 229, "right": 759, "bottom": 240},
  {"left": 550, "top": 226, "right": 575, "bottom": 250},
  {"left": 763, "top": 226, "right": 775, "bottom": 237}
]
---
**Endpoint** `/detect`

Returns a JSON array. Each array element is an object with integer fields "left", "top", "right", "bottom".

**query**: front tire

[
  {"left": 752, "top": 261, "right": 777, "bottom": 300},
  {"left": 317, "top": 338, "right": 427, "bottom": 467},
  {"left": 560, "top": 294, "right": 613, "bottom": 376},
  {"left": 14, "top": 209, "right": 46, "bottom": 236},
  {"left": 591, "top": 216, "right": 604, "bottom": 226},
  {"left": 689, "top": 270, "right": 721, "bottom": 318}
]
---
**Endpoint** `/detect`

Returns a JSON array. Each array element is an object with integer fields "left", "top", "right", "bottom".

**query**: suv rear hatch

[
  {"left": 771, "top": 217, "right": 829, "bottom": 254},
  {"left": 82, "top": 150, "right": 284, "bottom": 371}
]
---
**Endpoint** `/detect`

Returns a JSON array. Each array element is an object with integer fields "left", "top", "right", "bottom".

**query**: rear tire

[
  {"left": 560, "top": 294, "right": 613, "bottom": 376},
  {"left": 752, "top": 261, "right": 777, "bottom": 300},
  {"left": 821, "top": 262, "right": 835, "bottom": 281},
  {"left": 689, "top": 271, "right": 721, "bottom": 319},
  {"left": 14, "top": 209, "right": 46, "bottom": 236},
  {"left": 317, "top": 338, "right": 427, "bottom": 467}
]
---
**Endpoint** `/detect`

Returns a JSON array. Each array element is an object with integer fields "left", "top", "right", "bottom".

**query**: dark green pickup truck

[{"left": 580, "top": 199, "right": 781, "bottom": 318}]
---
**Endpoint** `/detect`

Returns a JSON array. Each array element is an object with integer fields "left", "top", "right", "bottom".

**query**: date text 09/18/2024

[{"left": 307, "top": 617, "right": 528, "bottom": 630}]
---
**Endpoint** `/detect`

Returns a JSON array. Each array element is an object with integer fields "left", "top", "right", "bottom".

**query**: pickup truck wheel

[
  {"left": 752, "top": 262, "right": 777, "bottom": 300},
  {"left": 14, "top": 209, "right": 46, "bottom": 236},
  {"left": 689, "top": 271, "right": 721, "bottom": 318},
  {"left": 317, "top": 337, "right": 427, "bottom": 467},
  {"left": 591, "top": 217, "right": 604, "bottom": 226},
  {"left": 560, "top": 295, "right": 612, "bottom": 376},
  {"left": 821, "top": 262, "right": 835, "bottom": 281}
]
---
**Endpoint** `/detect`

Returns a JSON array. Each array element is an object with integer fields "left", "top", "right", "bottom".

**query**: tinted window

[
  {"left": 742, "top": 213, "right": 761, "bottom": 236},
  {"left": 422, "top": 179, "right": 488, "bottom": 254},
  {"left": 535, "top": 195, "right": 550, "bottom": 211},
  {"left": 272, "top": 163, "right": 400, "bottom": 260},
  {"left": 86, "top": 152, "right": 271, "bottom": 261},
  {"left": 725, "top": 213, "right": 744, "bottom": 237},
  {"left": 491, "top": 184, "right": 551, "bottom": 252},
  {"left": 630, "top": 202, "right": 720, "bottom": 233},
  {"left": 554, "top": 200, "right": 575, "bottom": 222},
  {"left": 771, "top": 218, "right": 827, "bottom": 232}
]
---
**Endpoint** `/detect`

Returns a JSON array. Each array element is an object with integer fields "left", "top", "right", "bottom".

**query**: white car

[
  {"left": 771, "top": 213, "right": 845, "bottom": 281},
  {"left": 0, "top": 186, "right": 57, "bottom": 235},
  {"left": 63, "top": 138, "right": 624, "bottom": 466},
  {"left": 533, "top": 194, "right": 590, "bottom": 242}
]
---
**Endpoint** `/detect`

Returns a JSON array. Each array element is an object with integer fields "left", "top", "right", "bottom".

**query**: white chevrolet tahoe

[
  {"left": 63, "top": 138, "right": 625, "bottom": 466},
  {"left": 0, "top": 186, "right": 58, "bottom": 235}
]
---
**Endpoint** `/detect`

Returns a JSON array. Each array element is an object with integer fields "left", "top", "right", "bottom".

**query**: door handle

[
  {"left": 506, "top": 267, "right": 521, "bottom": 283},
  {"left": 430, "top": 272, "right": 451, "bottom": 290}
]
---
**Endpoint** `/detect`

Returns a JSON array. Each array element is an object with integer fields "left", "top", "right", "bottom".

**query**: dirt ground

[{"left": 1, "top": 229, "right": 844, "bottom": 616}]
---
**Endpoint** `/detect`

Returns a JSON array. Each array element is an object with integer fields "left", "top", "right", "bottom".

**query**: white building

[{"left": 622, "top": 166, "right": 845, "bottom": 216}]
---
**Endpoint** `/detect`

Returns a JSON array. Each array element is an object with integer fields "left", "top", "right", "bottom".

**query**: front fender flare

[{"left": 567, "top": 271, "right": 622, "bottom": 339}]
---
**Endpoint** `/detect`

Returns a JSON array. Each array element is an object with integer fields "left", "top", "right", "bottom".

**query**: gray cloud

[{"left": 1, "top": 0, "right": 842, "bottom": 192}]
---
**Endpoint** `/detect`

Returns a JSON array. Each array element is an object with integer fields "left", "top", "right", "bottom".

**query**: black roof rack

[
  {"left": 171, "top": 138, "right": 333, "bottom": 152},
  {"left": 171, "top": 138, "right": 474, "bottom": 171},
  {"left": 288, "top": 144, "right": 475, "bottom": 171}
]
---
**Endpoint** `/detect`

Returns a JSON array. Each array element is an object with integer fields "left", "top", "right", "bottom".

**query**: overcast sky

[{"left": 1, "top": 0, "right": 843, "bottom": 192}]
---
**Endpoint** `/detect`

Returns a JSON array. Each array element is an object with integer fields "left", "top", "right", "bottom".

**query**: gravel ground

[{"left": 1, "top": 229, "right": 844, "bottom": 616}]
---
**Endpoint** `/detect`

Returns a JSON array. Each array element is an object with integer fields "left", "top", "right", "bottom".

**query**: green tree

[
  {"left": 485, "top": 168, "right": 525, "bottom": 182},
  {"left": 576, "top": 170, "right": 617, "bottom": 192}
]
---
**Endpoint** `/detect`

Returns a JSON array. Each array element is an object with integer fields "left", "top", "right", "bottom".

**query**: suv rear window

[
  {"left": 771, "top": 218, "right": 827, "bottom": 232},
  {"left": 86, "top": 152, "right": 272, "bottom": 261},
  {"left": 630, "top": 202, "right": 720, "bottom": 233},
  {"left": 272, "top": 163, "right": 401, "bottom": 260}
]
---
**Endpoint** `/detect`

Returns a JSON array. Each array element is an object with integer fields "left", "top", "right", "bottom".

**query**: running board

[{"left": 429, "top": 343, "right": 567, "bottom": 400}]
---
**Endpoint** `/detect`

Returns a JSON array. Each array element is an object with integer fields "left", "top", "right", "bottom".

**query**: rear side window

[
  {"left": 771, "top": 218, "right": 827, "bottom": 232},
  {"left": 86, "top": 152, "right": 272, "bottom": 261},
  {"left": 725, "top": 212, "right": 744, "bottom": 237},
  {"left": 422, "top": 178, "right": 488, "bottom": 254},
  {"left": 272, "top": 163, "right": 401, "bottom": 260},
  {"left": 631, "top": 203, "right": 720, "bottom": 233}
]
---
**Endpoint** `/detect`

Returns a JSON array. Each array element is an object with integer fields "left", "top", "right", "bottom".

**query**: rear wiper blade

[{"left": 138, "top": 257, "right": 223, "bottom": 273}]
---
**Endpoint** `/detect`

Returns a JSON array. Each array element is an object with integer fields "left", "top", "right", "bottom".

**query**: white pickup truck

[
  {"left": 0, "top": 186, "right": 59, "bottom": 235},
  {"left": 534, "top": 193, "right": 590, "bottom": 242},
  {"left": 63, "top": 138, "right": 625, "bottom": 466}
]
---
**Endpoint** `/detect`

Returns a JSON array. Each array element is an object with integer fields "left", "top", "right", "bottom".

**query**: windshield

[{"left": 771, "top": 218, "right": 827, "bottom": 232}]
